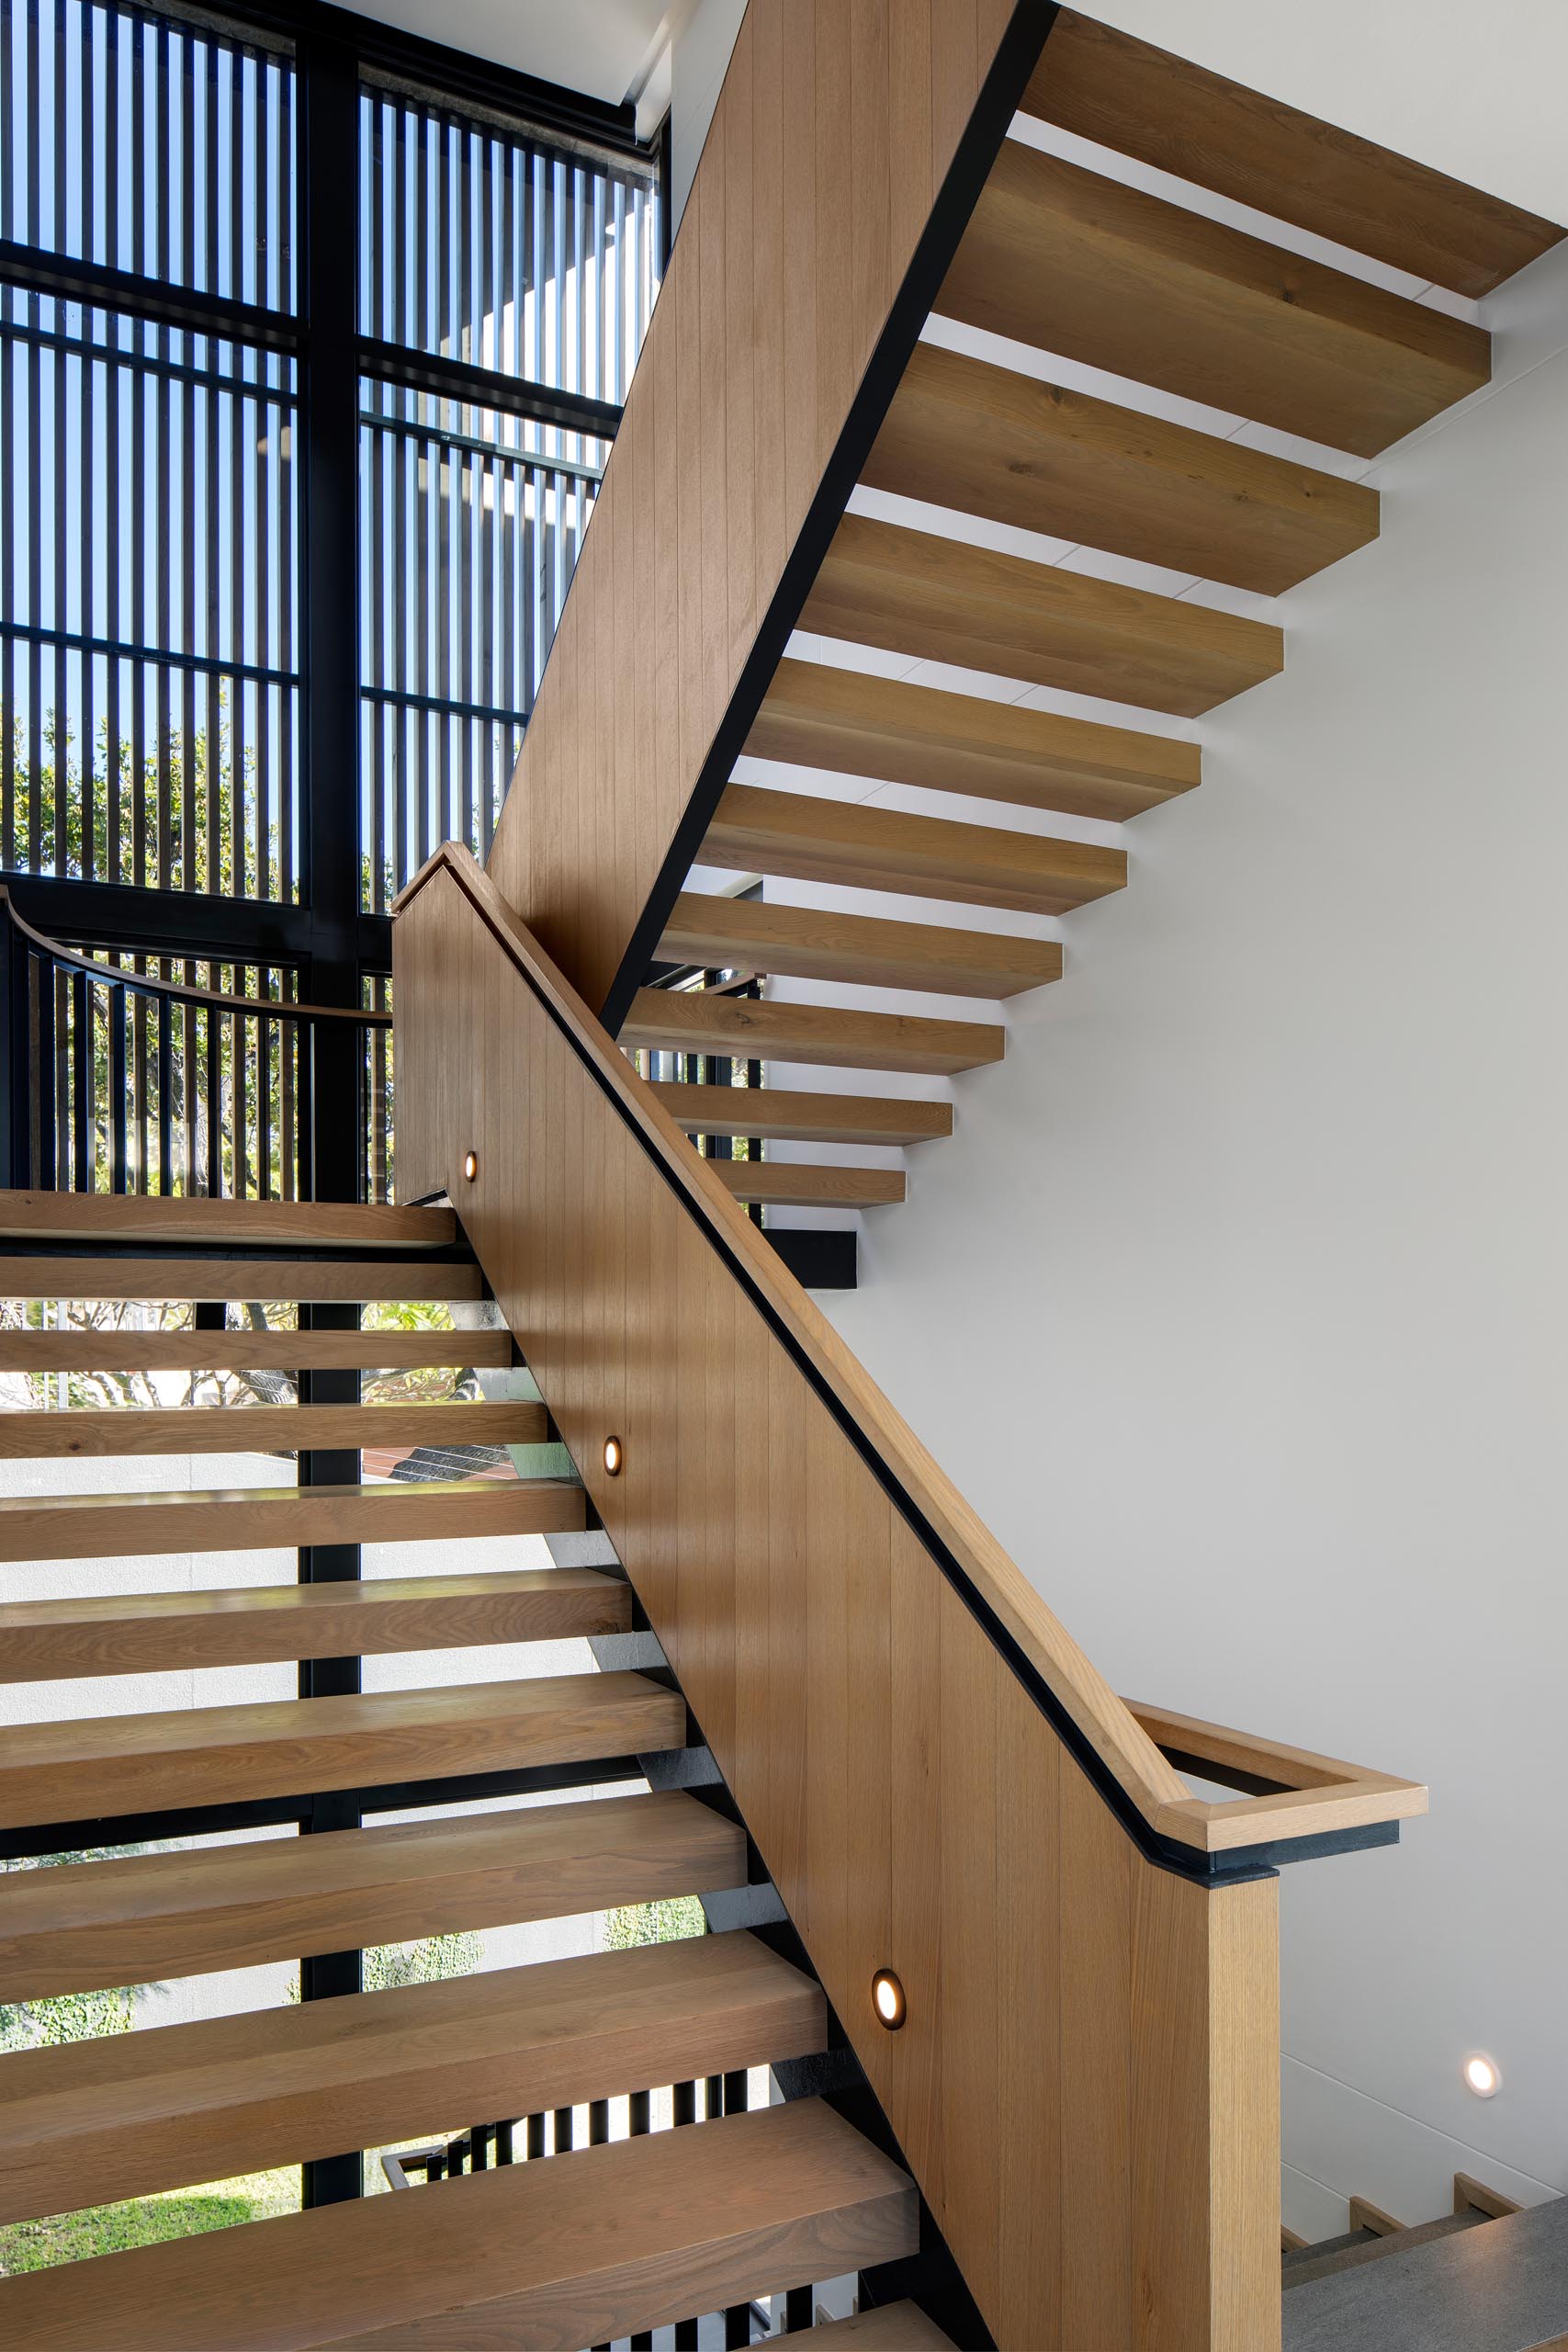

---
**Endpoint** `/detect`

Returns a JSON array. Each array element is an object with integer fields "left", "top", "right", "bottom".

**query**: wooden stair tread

[
  {"left": 802, "top": 512, "right": 1282, "bottom": 718},
  {"left": 1282, "top": 2208, "right": 1485, "bottom": 2291},
  {"left": 0, "top": 2098, "right": 917, "bottom": 2352},
  {"left": 0, "top": 1327, "right": 514, "bottom": 1374},
  {"left": 624, "top": 988, "right": 1002, "bottom": 1079},
  {"left": 0, "top": 1475, "right": 585, "bottom": 1563},
  {"left": 700, "top": 779, "right": 1126, "bottom": 918},
  {"left": 750, "top": 656, "right": 1199, "bottom": 823},
  {"left": 0, "top": 1668, "right": 682, "bottom": 1828},
  {"left": 810, "top": 2307, "right": 957, "bottom": 2348},
  {"left": 0, "top": 1398, "right": 545, "bottom": 1459},
  {"left": 0, "top": 1929, "right": 826, "bottom": 2223},
  {"left": 659, "top": 888, "right": 1061, "bottom": 1000},
  {"left": 0, "top": 1788, "right": 743, "bottom": 1996},
  {"left": 866, "top": 340, "right": 1380, "bottom": 595},
  {"left": 651, "top": 1083, "right": 952, "bottom": 1148},
  {"left": 0, "top": 1566, "right": 630, "bottom": 1681},
  {"left": 0, "top": 1256, "right": 482, "bottom": 1302},
  {"left": 708, "top": 1161, "right": 906, "bottom": 1210},
  {"left": 0, "top": 1193, "right": 459, "bottom": 1252},
  {"left": 1027, "top": 11, "right": 1564, "bottom": 301},
  {"left": 940, "top": 141, "right": 1491, "bottom": 459}
]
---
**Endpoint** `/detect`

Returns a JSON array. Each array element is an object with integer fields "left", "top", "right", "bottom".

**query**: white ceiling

[{"left": 348, "top": 0, "right": 674, "bottom": 110}]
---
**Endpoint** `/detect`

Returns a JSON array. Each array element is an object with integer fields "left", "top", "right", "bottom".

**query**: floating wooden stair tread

[
  {"left": 802, "top": 513, "right": 1283, "bottom": 717},
  {"left": 0, "top": 1475, "right": 584, "bottom": 1563},
  {"left": 709, "top": 1161, "right": 906, "bottom": 1211},
  {"left": 652, "top": 1082, "right": 952, "bottom": 1148},
  {"left": 748, "top": 655, "right": 1199, "bottom": 822},
  {"left": 865, "top": 341, "right": 1380, "bottom": 595},
  {"left": 624, "top": 987, "right": 1002, "bottom": 1079},
  {"left": 0, "top": 1193, "right": 459, "bottom": 1252},
  {"left": 0, "top": 2098, "right": 917, "bottom": 2352},
  {"left": 0, "top": 1929, "right": 826, "bottom": 2224},
  {"left": 0, "top": 1398, "right": 545, "bottom": 1459},
  {"left": 810, "top": 2308, "right": 957, "bottom": 2348},
  {"left": 1025, "top": 11, "right": 1564, "bottom": 300},
  {"left": 659, "top": 888, "right": 1061, "bottom": 999},
  {"left": 0, "top": 1327, "right": 514, "bottom": 1375},
  {"left": 0, "top": 1668, "right": 682, "bottom": 1828},
  {"left": 939, "top": 142, "right": 1490, "bottom": 459},
  {"left": 0, "top": 1255, "right": 482, "bottom": 1302},
  {"left": 0, "top": 1565, "right": 629, "bottom": 1681},
  {"left": 0, "top": 1788, "right": 744, "bottom": 1997},
  {"left": 700, "top": 780, "right": 1126, "bottom": 917}
]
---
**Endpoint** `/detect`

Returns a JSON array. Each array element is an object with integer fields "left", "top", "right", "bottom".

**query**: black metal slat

[{"left": 107, "top": 967, "right": 127, "bottom": 1193}]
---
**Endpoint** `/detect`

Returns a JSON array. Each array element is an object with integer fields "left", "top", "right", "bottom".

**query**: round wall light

[
  {"left": 1463, "top": 2052, "right": 1501, "bottom": 2099},
  {"left": 462, "top": 1149, "right": 479, "bottom": 1183},
  {"left": 871, "top": 1968, "right": 907, "bottom": 2031},
  {"left": 603, "top": 1434, "right": 624, "bottom": 1477}
]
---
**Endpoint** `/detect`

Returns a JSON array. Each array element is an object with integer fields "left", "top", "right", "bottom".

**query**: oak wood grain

[
  {"left": 0, "top": 1930, "right": 826, "bottom": 2224},
  {"left": 0, "top": 1566, "right": 628, "bottom": 1681},
  {"left": 622, "top": 985, "right": 1003, "bottom": 1077},
  {"left": 0, "top": 1790, "right": 743, "bottom": 1997},
  {"left": 0, "top": 1257, "right": 482, "bottom": 1303},
  {"left": 749, "top": 654, "right": 1200, "bottom": 821},
  {"left": 0, "top": 1668, "right": 682, "bottom": 1828},
  {"left": 0, "top": 1398, "right": 545, "bottom": 1459},
  {"left": 658, "top": 888, "right": 1061, "bottom": 999},
  {"left": 940, "top": 140, "right": 1490, "bottom": 459},
  {"left": 0, "top": 1329, "right": 514, "bottom": 1375},
  {"left": 1029, "top": 10, "right": 1562, "bottom": 300},
  {"left": 865, "top": 339, "right": 1380, "bottom": 594},
  {"left": 0, "top": 1193, "right": 457, "bottom": 1252},
  {"left": 707, "top": 1160, "right": 907, "bottom": 1210},
  {"left": 801, "top": 512, "right": 1284, "bottom": 717},
  {"left": 0, "top": 2098, "right": 917, "bottom": 2352},
  {"left": 700, "top": 779, "right": 1126, "bottom": 915},
  {"left": 649, "top": 1081, "right": 952, "bottom": 1148},
  {"left": 0, "top": 1476, "right": 584, "bottom": 1564}
]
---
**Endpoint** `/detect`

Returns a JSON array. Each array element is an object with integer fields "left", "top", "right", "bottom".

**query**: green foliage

[
  {"left": 0, "top": 1847, "right": 150, "bottom": 2053},
  {"left": 602, "top": 1895, "right": 708, "bottom": 1951},
  {"left": 0, "top": 2170, "right": 298, "bottom": 2276},
  {"left": 288, "top": 1928, "right": 480, "bottom": 2003}
]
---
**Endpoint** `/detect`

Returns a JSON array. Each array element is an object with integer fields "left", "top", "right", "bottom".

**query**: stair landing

[{"left": 1284, "top": 2194, "right": 1568, "bottom": 2352}]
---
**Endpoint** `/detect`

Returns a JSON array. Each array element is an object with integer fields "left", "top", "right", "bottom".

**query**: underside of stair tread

[
  {"left": 0, "top": 1474, "right": 584, "bottom": 1562},
  {"left": 658, "top": 887, "right": 1061, "bottom": 999},
  {"left": 0, "top": 1397, "right": 544, "bottom": 1459},
  {"left": 749, "top": 655, "right": 1200, "bottom": 822},
  {"left": 0, "top": 2098, "right": 919, "bottom": 2352},
  {"left": 701, "top": 780, "right": 1126, "bottom": 918},
  {"left": 623, "top": 985, "right": 1003, "bottom": 1078},
  {"left": 0, "top": 1790, "right": 743, "bottom": 1997},
  {"left": 0, "top": 1668, "right": 682, "bottom": 1829},
  {"left": 708, "top": 1159, "right": 906, "bottom": 1210},
  {"left": 652, "top": 1082, "right": 952, "bottom": 1148},
  {"left": 0, "top": 1193, "right": 460, "bottom": 1252},
  {"left": 866, "top": 340, "right": 1380, "bottom": 595},
  {"left": 1024, "top": 10, "right": 1564, "bottom": 300},
  {"left": 0, "top": 1327, "right": 515, "bottom": 1374},
  {"left": 0, "top": 1929, "right": 827, "bottom": 2224},
  {"left": 939, "top": 141, "right": 1491, "bottom": 460},
  {"left": 802, "top": 512, "right": 1284, "bottom": 718},
  {"left": 0, "top": 1565, "right": 630, "bottom": 1681},
  {"left": 809, "top": 2307, "right": 957, "bottom": 2348},
  {"left": 0, "top": 1254, "right": 482, "bottom": 1302}
]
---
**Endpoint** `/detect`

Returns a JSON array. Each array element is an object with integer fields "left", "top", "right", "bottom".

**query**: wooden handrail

[
  {"left": 1130, "top": 1702, "right": 1427, "bottom": 1853},
  {"left": 392, "top": 838, "right": 1425, "bottom": 2346},
  {"left": 0, "top": 889, "right": 391, "bottom": 1029}
]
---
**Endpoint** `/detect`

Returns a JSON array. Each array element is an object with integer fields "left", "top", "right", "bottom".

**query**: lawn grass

[{"left": 0, "top": 2168, "right": 298, "bottom": 2274}]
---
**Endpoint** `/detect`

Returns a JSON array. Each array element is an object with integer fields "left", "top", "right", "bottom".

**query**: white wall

[{"left": 660, "top": 0, "right": 1568, "bottom": 2240}]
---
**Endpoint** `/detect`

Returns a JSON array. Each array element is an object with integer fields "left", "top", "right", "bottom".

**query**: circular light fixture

[
  {"left": 1463, "top": 2052, "right": 1500, "bottom": 2099},
  {"left": 603, "top": 1434, "right": 624, "bottom": 1477},
  {"left": 462, "top": 1149, "right": 479, "bottom": 1184},
  {"left": 871, "top": 1968, "right": 907, "bottom": 2031}
]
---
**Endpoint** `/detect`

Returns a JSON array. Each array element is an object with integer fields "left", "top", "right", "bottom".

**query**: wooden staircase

[
  {"left": 514, "top": 8, "right": 1562, "bottom": 1271},
  {"left": 0, "top": 1193, "right": 940, "bottom": 2345}
]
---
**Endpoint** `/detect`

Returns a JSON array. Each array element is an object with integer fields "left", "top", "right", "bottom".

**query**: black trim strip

[
  {"left": 0, "top": 239, "right": 301, "bottom": 355},
  {"left": 596, "top": 0, "right": 1065, "bottom": 1033},
  {"left": 359, "top": 336, "right": 623, "bottom": 444},
  {"left": 0, "top": 876, "right": 390, "bottom": 972},
  {"left": 6, "top": 1238, "right": 477, "bottom": 1268}
]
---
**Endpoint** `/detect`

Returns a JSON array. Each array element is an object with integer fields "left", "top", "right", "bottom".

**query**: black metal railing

[{"left": 0, "top": 886, "right": 393, "bottom": 1200}]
